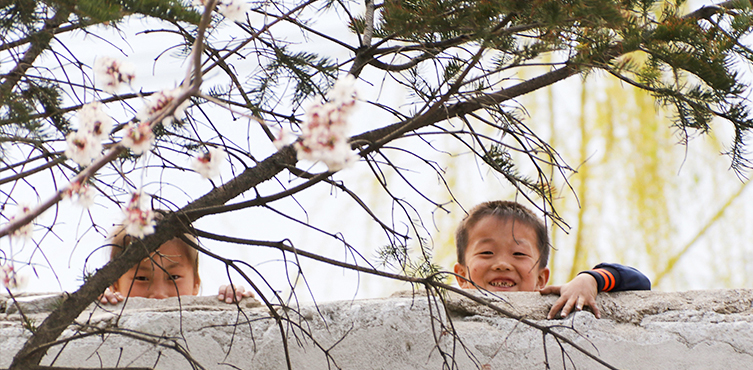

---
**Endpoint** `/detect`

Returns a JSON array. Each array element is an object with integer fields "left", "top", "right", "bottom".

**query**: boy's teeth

[{"left": 490, "top": 281, "right": 514, "bottom": 287}]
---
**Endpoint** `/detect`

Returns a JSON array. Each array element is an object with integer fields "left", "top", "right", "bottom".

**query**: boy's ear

[
  {"left": 454, "top": 263, "right": 472, "bottom": 289},
  {"left": 192, "top": 275, "right": 201, "bottom": 296},
  {"left": 536, "top": 267, "right": 550, "bottom": 291}
]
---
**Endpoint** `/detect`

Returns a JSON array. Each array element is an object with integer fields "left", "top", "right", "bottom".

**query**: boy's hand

[
  {"left": 540, "top": 274, "right": 600, "bottom": 319},
  {"left": 99, "top": 287, "right": 124, "bottom": 305},
  {"left": 218, "top": 284, "right": 254, "bottom": 304}
]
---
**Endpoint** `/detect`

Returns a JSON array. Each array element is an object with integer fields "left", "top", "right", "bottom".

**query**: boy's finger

[
  {"left": 589, "top": 300, "right": 601, "bottom": 318},
  {"left": 539, "top": 285, "right": 560, "bottom": 295},
  {"left": 547, "top": 297, "right": 565, "bottom": 319},
  {"left": 560, "top": 298, "right": 577, "bottom": 318}
]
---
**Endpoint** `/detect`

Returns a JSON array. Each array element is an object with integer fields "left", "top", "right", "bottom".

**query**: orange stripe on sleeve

[
  {"left": 593, "top": 269, "right": 609, "bottom": 291},
  {"left": 594, "top": 269, "right": 615, "bottom": 291}
]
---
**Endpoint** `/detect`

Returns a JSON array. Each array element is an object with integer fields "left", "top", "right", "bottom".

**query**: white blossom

[
  {"left": 270, "top": 126, "right": 296, "bottom": 150},
  {"left": 94, "top": 57, "right": 135, "bottom": 94},
  {"left": 293, "top": 75, "right": 359, "bottom": 171},
  {"left": 122, "top": 192, "right": 155, "bottom": 238},
  {"left": 65, "top": 131, "right": 103, "bottom": 166},
  {"left": 217, "top": 0, "right": 250, "bottom": 22},
  {"left": 1, "top": 264, "right": 28, "bottom": 291},
  {"left": 78, "top": 102, "right": 113, "bottom": 140},
  {"left": 64, "top": 181, "right": 95, "bottom": 208},
  {"left": 136, "top": 88, "right": 190, "bottom": 126},
  {"left": 121, "top": 122, "right": 155, "bottom": 155},
  {"left": 326, "top": 74, "right": 357, "bottom": 107},
  {"left": 191, "top": 147, "right": 223, "bottom": 179},
  {"left": 9, "top": 205, "right": 33, "bottom": 241},
  {"left": 193, "top": 0, "right": 249, "bottom": 22}
]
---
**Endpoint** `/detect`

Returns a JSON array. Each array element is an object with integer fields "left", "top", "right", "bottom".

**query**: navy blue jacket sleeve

[{"left": 579, "top": 263, "right": 651, "bottom": 292}]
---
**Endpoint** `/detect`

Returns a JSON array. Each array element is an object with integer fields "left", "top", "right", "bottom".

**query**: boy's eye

[
  {"left": 479, "top": 251, "right": 493, "bottom": 255},
  {"left": 134, "top": 276, "right": 149, "bottom": 281},
  {"left": 169, "top": 274, "right": 181, "bottom": 281},
  {"left": 513, "top": 252, "right": 528, "bottom": 257}
]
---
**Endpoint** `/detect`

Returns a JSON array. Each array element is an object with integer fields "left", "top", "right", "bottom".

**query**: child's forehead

[
  {"left": 135, "top": 239, "right": 192, "bottom": 266},
  {"left": 468, "top": 215, "right": 540, "bottom": 245}
]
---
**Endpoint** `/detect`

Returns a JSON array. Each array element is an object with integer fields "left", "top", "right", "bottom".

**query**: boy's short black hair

[{"left": 455, "top": 201, "right": 549, "bottom": 269}]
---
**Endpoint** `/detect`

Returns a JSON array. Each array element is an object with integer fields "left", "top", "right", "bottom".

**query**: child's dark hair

[{"left": 455, "top": 201, "right": 549, "bottom": 269}]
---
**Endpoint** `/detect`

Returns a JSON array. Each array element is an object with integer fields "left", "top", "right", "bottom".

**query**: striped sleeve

[{"left": 578, "top": 263, "right": 651, "bottom": 292}]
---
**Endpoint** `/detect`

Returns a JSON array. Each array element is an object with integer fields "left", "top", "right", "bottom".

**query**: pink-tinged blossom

[
  {"left": 78, "top": 102, "right": 113, "bottom": 140},
  {"left": 1, "top": 264, "right": 28, "bottom": 291},
  {"left": 293, "top": 75, "right": 359, "bottom": 171},
  {"left": 191, "top": 147, "right": 223, "bottom": 179},
  {"left": 193, "top": 0, "right": 249, "bottom": 22},
  {"left": 94, "top": 57, "right": 135, "bottom": 94},
  {"left": 270, "top": 126, "right": 296, "bottom": 150},
  {"left": 326, "top": 74, "right": 357, "bottom": 107},
  {"left": 64, "top": 181, "right": 95, "bottom": 208},
  {"left": 65, "top": 131, "right": 103, "bottom": 166},
  {"left": 9, "top": 205, "right": 33, "bottom": 241},
  {"left": 136, "top": 88, "right": 190, "bottom": 126},
  {"left": 217, "top": 0, "right": 250, "bottom": 22},
  {"left": 121, "top": 122, "right": 155, "bottom": 155},
  {"left": 122, "top": 192, "right": 155, "bottom": 238}
]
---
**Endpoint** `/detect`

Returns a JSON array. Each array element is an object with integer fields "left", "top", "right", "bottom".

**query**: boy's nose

[
  {"left": 147, "top": 281, "right": 171, "bottom": 299},
  {"left": 492, "top": 258, "right": 513, "bottom": 271}
]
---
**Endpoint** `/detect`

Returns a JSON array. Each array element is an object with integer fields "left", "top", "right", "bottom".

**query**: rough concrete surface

[{"left": 1, "top": 289, "right": 752, "bottom": 369}]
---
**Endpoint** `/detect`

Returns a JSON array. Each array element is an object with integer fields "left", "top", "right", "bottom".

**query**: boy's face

[
  {"left": 454, "top": 215, "right": 549, "bottom": 292},
  {"left": 112, "top": 238, "right": 200, "bottom": 299}
]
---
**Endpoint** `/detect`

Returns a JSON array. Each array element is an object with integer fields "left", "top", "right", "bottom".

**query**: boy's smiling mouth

[{"left": 489, "top": 280, "right": 515, "bottom": 288}]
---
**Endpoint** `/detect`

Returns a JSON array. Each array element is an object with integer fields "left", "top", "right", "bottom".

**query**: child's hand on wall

[
  {"left": 217, "top": 284, "right": 254, "bottom": 303},
  {"left": 99, "top": 287, "right": 124, "bottom": 305},
  {"left": 540, "top": 274, "right": 600, "bottom": 319}
]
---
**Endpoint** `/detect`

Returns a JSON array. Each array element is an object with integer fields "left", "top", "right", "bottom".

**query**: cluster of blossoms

[
  {"left": 191, "top": 147, "right": 223, "bottom": 179},
  {"left": 8, "top": 205, "right": 34, "bottom": 241},
  {"left": 289, "top": 74, "right": 359, "bottom": 171},
  {"left": 121, "top": 122, "right": 155, "bottom": 156},
  {"left": 0, "top": 264, "right": 27, "bottom": 291},
  {"left": 136, "top": 88, "right": 190, "bottom": 127},
  {"left": 123, "top": 88, "right": 190, "bottom": 156},
  {"left": 63, "top": 180, "right": 95, "bottom": 208},
  {"left": 192, "top": 0, "right": 250, "bottom": 22},
  {"left": 65, "top": 102, "right": 114, "bottom": 166},
  {"left": 94, "top": 57, "right": 135, "bottom": 94},
  {"left": 122, "top": 192, "right": 155, "bottom": 238}
]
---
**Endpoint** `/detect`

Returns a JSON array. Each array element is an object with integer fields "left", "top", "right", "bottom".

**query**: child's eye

[
  {"left": 134, "top": 276, "right": 149, "bottom": 281},
  {"left": 169, "top": 274, "right": 182, "bottom": 281},
  {"left": 479, "top": 251, "right": 493, "bottom": 255},
  {"left": 513, "top": 252, "right": 528, "bottom": 257}
]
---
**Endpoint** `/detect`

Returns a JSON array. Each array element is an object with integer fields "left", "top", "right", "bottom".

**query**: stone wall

[{"left": 2, "top": 289, "right": 752, "bottom": 369}]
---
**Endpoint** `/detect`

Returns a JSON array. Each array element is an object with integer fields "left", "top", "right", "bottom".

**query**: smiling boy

[{"left": 454, "top": 201, "right": 650, "bottom": 319}]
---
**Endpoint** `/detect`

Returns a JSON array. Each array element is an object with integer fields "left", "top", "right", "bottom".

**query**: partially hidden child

[
  {"left": 100, "top": 226, "right": 252, "bottom": 305},
  {"left": 453, "top": 200, "right": 650, "bottom": 319}
]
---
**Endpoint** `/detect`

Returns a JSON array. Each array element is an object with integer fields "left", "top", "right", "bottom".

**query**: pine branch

[{"left": 0, "top": 5, "right": 72, "bottom": 101}]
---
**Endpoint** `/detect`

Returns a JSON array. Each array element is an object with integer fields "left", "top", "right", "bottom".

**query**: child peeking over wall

[
  {"left": 100, "top": 225, "right": 252, "bottom": 305},
  {"left": 453, "top": 200, "right": 650, "bottom": 319}
]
